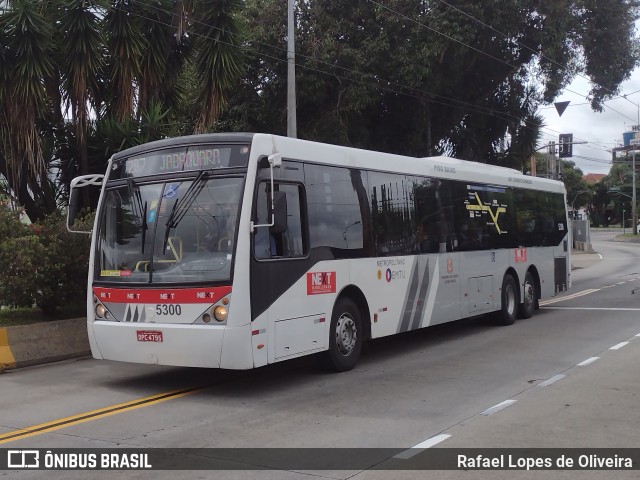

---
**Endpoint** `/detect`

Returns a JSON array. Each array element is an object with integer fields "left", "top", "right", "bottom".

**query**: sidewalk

[
  {"left": 571, "top": 250, "right": 601, "bottom": 270},
  {"left": 0, "top": 318, "right": 89, "bottom": 372}
]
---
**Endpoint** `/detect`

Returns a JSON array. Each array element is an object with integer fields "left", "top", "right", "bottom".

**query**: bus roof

[
  {"left": 253, "top": 134, "right": 566, "bottom": 195},
  {"left": 108, "top": 133, "right": 565, "bottom": 195}
]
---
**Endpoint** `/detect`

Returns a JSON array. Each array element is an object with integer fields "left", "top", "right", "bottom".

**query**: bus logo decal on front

[
  {"left": 306, "top": 272, "right": 336, "bottom": 295},
  {"left": 124, "top": 304, "right": 146, "bottom": 322}
]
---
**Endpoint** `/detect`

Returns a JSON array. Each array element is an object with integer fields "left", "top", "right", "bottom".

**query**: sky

[{"left": 539, "top": 70, "right": 640, "bottom": 176}]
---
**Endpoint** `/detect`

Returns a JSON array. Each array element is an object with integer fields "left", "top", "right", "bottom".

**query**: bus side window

[{"left": 254, "top": 181, "right": 307, "bottom": 259}]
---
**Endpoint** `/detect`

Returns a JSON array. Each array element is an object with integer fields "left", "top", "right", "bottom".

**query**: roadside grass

[
  {"left": 0, "top": 305, "right": 86, "bottom": 327},
  {"left": 614, "top": 233, "right": 640, "bottom": 242}
]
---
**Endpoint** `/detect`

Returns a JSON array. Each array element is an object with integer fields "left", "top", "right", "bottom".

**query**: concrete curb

[{"left": 0, "top": 317, "right": 90, "bottom": 371}]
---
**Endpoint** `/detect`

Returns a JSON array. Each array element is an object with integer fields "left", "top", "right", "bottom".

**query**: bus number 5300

[{"left": 156, "top": 304, "right": 182, "bottom": 315}]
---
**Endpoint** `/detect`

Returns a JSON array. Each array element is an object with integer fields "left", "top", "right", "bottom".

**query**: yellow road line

[
  {"left": 0, "top": 328, "right": 16, "bottom": 369},
  {"left": 0, "top": 386, "right": 204, "bottom": 444}
]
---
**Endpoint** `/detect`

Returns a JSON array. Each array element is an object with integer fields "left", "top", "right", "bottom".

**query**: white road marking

[
  {"left": 481, "top": 399, "right": 517, "bottom": 416},
  {"left": 539, "top": 289, "right": 600, "bottom": 306},
  {"left": 394, "top": 434, "right": 452, "bottom": 459},
  {"left": 610, "top": 342, "right": 629, "bottom": 350},
  {"left": 538, "top": 374, "right": 566, "bottom": 387},
  {"left": 577, "top": 357, "right": 600, "bottom": 366}
]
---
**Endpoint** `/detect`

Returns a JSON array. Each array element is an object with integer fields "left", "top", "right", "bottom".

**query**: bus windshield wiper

[
  {"left": 162, "top": 171, "right": 207, "bottom": 254},
  {"left": 128, "top": 177, "right": 148, "bottom": 253}
]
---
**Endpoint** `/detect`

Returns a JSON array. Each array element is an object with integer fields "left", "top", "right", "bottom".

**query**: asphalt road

[{"left": 1, "top": 230, "right": 639, "bottom": 479}]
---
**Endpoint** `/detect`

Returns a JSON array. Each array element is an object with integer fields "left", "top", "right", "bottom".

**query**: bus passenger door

[{"left": 250, "top": 179, "right": 326, "bottom": 363}]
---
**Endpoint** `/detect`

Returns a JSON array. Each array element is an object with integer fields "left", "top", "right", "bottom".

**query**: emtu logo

[
  {"left": 306, "top": 272, "right": 336, "bottom": 295},
  {"left": 8, "top": 450, "right": 39, "bottom": 468}
]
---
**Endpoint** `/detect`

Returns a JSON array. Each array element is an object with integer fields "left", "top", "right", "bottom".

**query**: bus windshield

[{"left": 95, "top": 175, "right": 243, "bottom": 284}]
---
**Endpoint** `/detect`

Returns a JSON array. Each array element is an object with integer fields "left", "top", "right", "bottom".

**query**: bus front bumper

[{"left": 90, "top": 321, "right": 252, "bottom": 369}]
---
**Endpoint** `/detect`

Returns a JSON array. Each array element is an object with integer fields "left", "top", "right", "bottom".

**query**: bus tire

[
  {"left": 496, "top": 273, "right": 518, "bottom": 326},
  {"left": 518, "top": 271, "right": 536, "bottom": 319},
  {"left": 323, "top": 297, "right": 363, "bottom": 372}
]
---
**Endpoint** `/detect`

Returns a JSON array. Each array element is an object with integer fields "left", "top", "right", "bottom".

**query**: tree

[
  {"left": 0, "top": 0, "right": 244, "bottom": 221},
  {"left": 0, "top": 0, "right": 56, "bottom": 221}
]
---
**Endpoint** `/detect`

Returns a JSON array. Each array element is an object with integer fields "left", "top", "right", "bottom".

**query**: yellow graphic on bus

[{"left": 466, "top": 192, "right": 507, "bottom": 234}]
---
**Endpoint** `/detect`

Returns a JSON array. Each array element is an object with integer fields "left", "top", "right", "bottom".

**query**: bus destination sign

[{"left": 111, "top": 144, "right": 250, "bottom": 179}]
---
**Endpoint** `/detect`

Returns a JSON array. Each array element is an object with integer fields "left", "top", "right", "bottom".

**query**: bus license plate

[{"left": 137, "top": 330, "right": 163, "bottom": 342}]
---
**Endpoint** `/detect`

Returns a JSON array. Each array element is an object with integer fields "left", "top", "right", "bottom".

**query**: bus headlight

[
  {"left": 96, "top": 304, "right": 108, "bottom": 318},
  {"left": 213, "top": 306, "right": 228, "bottom": 322}
]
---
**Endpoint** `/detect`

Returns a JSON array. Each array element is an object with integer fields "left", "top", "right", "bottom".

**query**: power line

[
  {"left": 435, "top": 0, "right": 639, "bottom": 105},
  {"left": 371, "top": 0, "right": 640, "bottom": 125}
]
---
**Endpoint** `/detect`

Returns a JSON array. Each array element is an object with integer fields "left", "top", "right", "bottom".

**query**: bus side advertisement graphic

[{"left": 306, "top": 272, "right": 336, "bottom": 295}]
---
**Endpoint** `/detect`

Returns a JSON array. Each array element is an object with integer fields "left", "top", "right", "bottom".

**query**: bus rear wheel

[
  {"left": 518, "top": 271, "right": 536, "bottom": 319},
  {"left": 323, "top": 297, "right": 363, "bottom": 372},
  {"left": 496, "top": 273, "right": 518, "bottom": 325}
]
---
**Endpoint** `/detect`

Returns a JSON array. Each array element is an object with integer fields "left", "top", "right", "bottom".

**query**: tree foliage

[
  {"left": 0, "top": 207, "right": 93, "bottom": 313},
  {"left": 0, "top": 0, "right": 244, "bottom": 221}
]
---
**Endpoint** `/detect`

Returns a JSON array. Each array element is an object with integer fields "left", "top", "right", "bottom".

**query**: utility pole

[
  {"left": 547, "top": 142, "right": 556, "bottom": 179},
  {"left": 625, "top": 124, "right": 639, "bottom": 234},
  {"left": 633, "top": 108, "right": 638, "bottom": 235},
  {"left": 287, "top": 0, "right": 297, "bottom": 138},
  {"left": 633, "top": 148, "right": 637, "bottom": 234}
]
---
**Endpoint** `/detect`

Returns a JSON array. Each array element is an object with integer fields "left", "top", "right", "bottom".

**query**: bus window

[
  {"left": 412, "top": 177, "right": 455, "bottom": 253},
  {"left": 305, "top": 164, "right": 366, "bottom": 257},
  {"left": 452, "top": 182, "right": 513, "bottom": 251},
  {"left": 540, "top": 192, "right": 567, "bottom": 247},
  {"left": 514, "top": 189, "right": 541, "bottom": 247},
  {"left": 254, "top": 182, "right": 307, "bottom": 259},
  {"left": 369, "top": 172, "right": 416, "bottom": 256}
]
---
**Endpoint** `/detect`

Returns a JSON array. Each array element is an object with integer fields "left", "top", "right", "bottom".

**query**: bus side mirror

[
  {"left": 270, "top": 191, "right": 288, "bottom": 234},
  {"left": 66, "top": 173, "right": 104, "bottom": 233}
]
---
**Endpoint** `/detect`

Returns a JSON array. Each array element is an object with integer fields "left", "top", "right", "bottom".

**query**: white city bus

[{"left": 68, "top": 133, "right": 570, "bottom": 371}]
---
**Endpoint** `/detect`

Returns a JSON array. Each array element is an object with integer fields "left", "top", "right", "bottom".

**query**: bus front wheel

[
  {"left": 323, "top": 297, "right": 363, "bottom": 372},
  {"left": 497, "top": 274, "right": 518, "bottom": 326}
]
